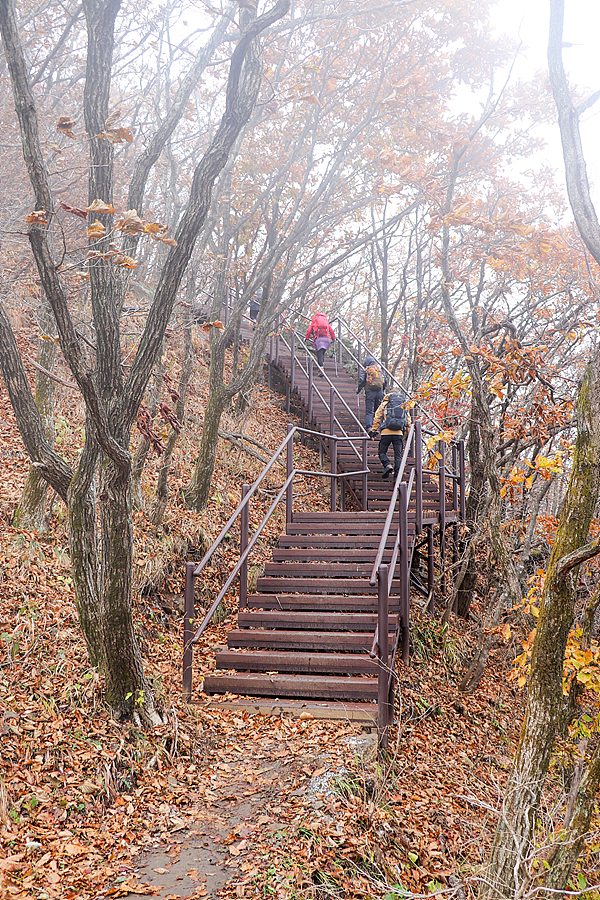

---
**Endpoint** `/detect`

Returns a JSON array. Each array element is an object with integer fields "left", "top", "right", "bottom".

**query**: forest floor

[{"left": 0, "top": 324, "right": 547, "bottom": 900}]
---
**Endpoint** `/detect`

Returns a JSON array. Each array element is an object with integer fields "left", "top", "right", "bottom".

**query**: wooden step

[
  {"left": 214, "top": 649, "right": 379, "bottom": 675},
  {"left": 271, "top": 548, "right": 394, "bottom": 562},
  {"left": 246, "top": 593, "right": 399, "bottom": 611},
  {"left": 237, "top": 610, "right": 396, "bottom": 631},
  {"left": 262, "top": 562, "right": 393, "bottom": 578},
  {"left": 255, "top": 577, "right": 389, "bottom": 594},
  {"left": 203, "top": 672, "right": 378, "bottom": 700},
  {"left": 200, "top": 697, "right": 378, "bottom": 724},
  {"left": 278, "top": 535, "right": 396, "bottom": 548},
  {"left": 227, "top": 629, "right": 394, "bottom": 652}
]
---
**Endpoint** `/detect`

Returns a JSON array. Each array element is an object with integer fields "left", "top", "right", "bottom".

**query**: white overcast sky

[{"left": 491, "top": 0, "right": 600, "bottom": 201}]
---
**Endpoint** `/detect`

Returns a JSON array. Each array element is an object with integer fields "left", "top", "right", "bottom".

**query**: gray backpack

[{"left": 384, "top": 393, "right": 407, "bottom": 431}]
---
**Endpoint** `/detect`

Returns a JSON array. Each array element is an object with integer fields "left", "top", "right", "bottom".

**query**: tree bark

[
  {"left": 480, "top": 351, "right": 600, "bottom": 900},
  {"left": 13, "top": 293, "right": 57, "bottom": 531},
  {"left": 0, "top": 0, "right": 290, "bottom": 724}
]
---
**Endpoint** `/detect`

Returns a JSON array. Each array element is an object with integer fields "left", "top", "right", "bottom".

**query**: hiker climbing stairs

[{"left": 185, "top": 318, "right": 465, "bottom": 740}]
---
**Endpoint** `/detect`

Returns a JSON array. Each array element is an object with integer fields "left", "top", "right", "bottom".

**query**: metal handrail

[
  {"left": 369, "top": 422, "right": 416, "bottom": 586},
  {"left": 183, "top": 422, "right": 375, "bottom": 698},
  {"left": 190, "top": 471, "right": 294, "bottom": 645},
  {"left": 278, "top": 323, "right": 368, "bottom": 447}
]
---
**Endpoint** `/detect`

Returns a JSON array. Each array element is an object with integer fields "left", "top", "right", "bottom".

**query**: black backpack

[{"left": 384, "top": 393, "right": 408, "bottom": 431}]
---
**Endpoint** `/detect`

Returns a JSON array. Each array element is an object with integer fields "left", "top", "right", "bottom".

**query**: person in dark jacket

[
  {"left": 356, "top": 355, "right": 386, "bottom": 432},
  {"left": 371, "top": 392, "right": 408, "bottom": 480}
]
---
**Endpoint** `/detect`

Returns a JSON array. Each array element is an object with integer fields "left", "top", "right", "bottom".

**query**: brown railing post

[
  {"left": 415, "top": 420, "right": 422, "bottom": 534},
  {"left": 452, "top": 443, "right": 458, "bottom": 513},
  {"left": 439, "top": 440, "right": 446, "bottom": 599},
  {"left": 183, "top": 562, "right": 195, "bottom": 700},
  {"left": 337, "top": 316, "right": 342, "bottom": 364},
  {"left": 240, "top": 484, "right": 249, "bottom": 609},
  {"left": 427, "top": 524, "right": 434, "bottom": 615},
  {"left": 459, "top": 439, "right": 466, "bottom": 521},
  {"left": 308, "top": 357, "right": 314, "bottom": 424},
  {"left": 286, "top": 424, "right": 294, "bottom": 525},
  {"left": 362, "top": 437, "right": 368, "bottom": 511},
  {"left": 331, "top": 436, "right": 337, "bottom": 513},
  {"left": 275, "top": 315, "right": 280, "bottom": 366},
  {"left": 329, "top": 388, "right": 336, "bottom": 511},
  {"left": 290, "top": 330, "right": 295, "bottom": 396},
  {"left": 377, "top": 564, "right": 390, "bottom": 752},
  {"left": 399, "top": 482, "right": 410, "bottom": 664}
]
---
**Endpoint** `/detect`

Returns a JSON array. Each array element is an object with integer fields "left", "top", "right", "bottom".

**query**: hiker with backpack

[
  {"left": 356, "top": 355, "right": 386, "bottom": 433},
  {"left": 370, "top": 391, "right": 408, "bottom": 481},
  {"left": 306, "top": 313, "right": 335, "bottom": 373}
]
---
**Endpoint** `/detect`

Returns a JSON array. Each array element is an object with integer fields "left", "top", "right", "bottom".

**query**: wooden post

[
  {"left": 427, "top": 524, "right": 434, "bottom": 615},
  {"left": 362, "top": 437, "right": 368, "bottom": 512},
  {"left": 337, "top": 316, "right": 342, "bottom": 364},
  {"left": 183, "top": 562, "right": 195, "bottom": 700},
  {"left": 415, "top": 420, "right": 422, "bottom": 535},
  {"left": 286, "top": 424, "right": 294, "bottom": 525},
  {"left": 275, "top": 315, "right": 280, "bottom": 366},
  {"left": 377, "top": 564, "right": 390, "bottom": 753},
  {"left": 331, "top": 437, "right": 337, "bottom": 513},
  {"left": 459, "top": 439, "right": 466, "bottom": 522},
  {"left": 240, "top": 484, "right": 249, "bottom": 608},
  {"left": 330, "top": 389, "right": 336, "bottom": 511},
  {"left": 308, "top": 357, "right": 314, "bottom": 424},
  {"left": 290, "top": 331, "right": 295, "bottom": 389},
  {"left": 452, "top": 443, "right": 458, "bottom": 514}
]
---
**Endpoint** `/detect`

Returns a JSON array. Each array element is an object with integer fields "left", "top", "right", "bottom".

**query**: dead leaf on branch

[
  {"left": 297, "top": 93, "right": 320, "bottom": 105},
  {"left": 100, "top": 126, "right": 134, "bottom": 144},
  {"left": 201, "top": 320, "right": 225, "bottom": 332},
  {"left": 117, "top": 210, "right": 145, "bottom": 234},
  {"left": 60, "top": 201, "right": 88, "bottom": 219},
  {"left": 86, "top": 199, "right": 116, "bottom": 214},
  {"left": 25, "top": 210, "right": 48, "bottom": 225},
  {"left": 87, "top": 220, "right": 106, "bottom": 239},
  {"left": 56, "top": 115, "right": 77, "bottom": 138},
  {"left": 114, "top": 255, "right": 137, "bottom": 269}
]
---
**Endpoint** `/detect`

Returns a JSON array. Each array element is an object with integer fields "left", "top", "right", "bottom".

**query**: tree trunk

[
  {"left": 480, "top": 351, "right": 600, "bottom": 900},
  {"left": 184, "top": 332, "right": 227, "bottom": 511},
  {"left": 151, "top": 320, "right": 193, "bottom": 525},
  {"left": 13, "top": 293, "right": 56, "bottom": 531},
  {"left": 455, "top": 402, "right": 486, "bottom": 618}
]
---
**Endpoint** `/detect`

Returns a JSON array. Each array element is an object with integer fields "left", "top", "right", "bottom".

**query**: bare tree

[{"left": 0, "top": 0, "right": 289, "bottom": 724}]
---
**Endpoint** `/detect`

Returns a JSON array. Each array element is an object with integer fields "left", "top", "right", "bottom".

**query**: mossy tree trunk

[{"left": 480, "top": 350, "right": 600, "bottom": 900}]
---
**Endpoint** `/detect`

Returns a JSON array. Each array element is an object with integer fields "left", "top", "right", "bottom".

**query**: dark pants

[
  {"left": 316, "top": 346, "right": 326, "bottom": 367},
  {"left": 364, "top": 387, "right": 383, "bottom": 431},
  {"left": 379, "top": 433, "right": 403, "bottom": 478}
]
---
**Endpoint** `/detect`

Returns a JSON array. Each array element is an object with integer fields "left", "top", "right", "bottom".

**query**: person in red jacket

[{"left": 306, "top": 313, "right": 335, "bottom": 373}]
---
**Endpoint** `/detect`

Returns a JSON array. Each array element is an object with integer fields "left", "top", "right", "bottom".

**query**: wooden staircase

[
  {"left": 187, "top": 328, "right": 464, "bottom": 736},
  {"left": 203, "top": 510, "right": 406, "bottom": 712}
]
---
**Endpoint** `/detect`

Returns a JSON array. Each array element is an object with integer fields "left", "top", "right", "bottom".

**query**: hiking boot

[{"left": 382, "top": 465, "right": 393, "bottom": 479}]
